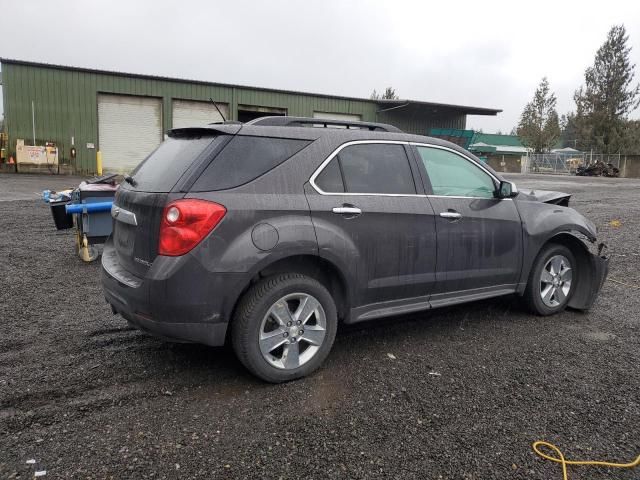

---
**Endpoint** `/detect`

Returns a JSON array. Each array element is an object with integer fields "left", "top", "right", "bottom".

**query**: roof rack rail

[{"left": 246, "top": 116, "right": 402, "bottom": 133}]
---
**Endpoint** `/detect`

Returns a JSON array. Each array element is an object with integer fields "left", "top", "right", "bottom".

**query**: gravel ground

[{"left": 1, "top": 173, "right": 639, "bottom": 479}]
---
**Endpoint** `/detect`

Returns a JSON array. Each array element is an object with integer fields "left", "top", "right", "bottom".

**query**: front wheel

[
  {"left": 524, "top": 243, "right": 576, "bottom": 315},
  {"left": 231, "top": 274, "right": 338, "bottom": 383}
]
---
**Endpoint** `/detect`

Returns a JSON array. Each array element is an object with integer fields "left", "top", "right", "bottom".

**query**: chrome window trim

[
  {"left": 410, "top": 142, "right": 501, "bottom": 185},
  {"left": 427, "top": 195, "right": 511, "bottom": 201},
  {"left": 309, "top": 139, "right": 511, "bottom": 201},
  {"left": 309, "top": 140, "right": 426, "bottom": 197}
]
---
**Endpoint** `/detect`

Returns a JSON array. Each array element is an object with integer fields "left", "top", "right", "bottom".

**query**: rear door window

[
  {"left": 314, "top": 157, "right": 345, "bottom": 193},
  {"left": 191, "top": 136, "right": 311, "bottom": 191},
  {"left": 130, "top": 135, "right": 221, "bottom": 192},
  {"left": 315, "top": 143, "right": 416, "bottom": 195}
]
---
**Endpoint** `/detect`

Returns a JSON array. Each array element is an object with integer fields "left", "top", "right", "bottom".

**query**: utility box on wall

[{"left": 16, "top": 139, "right": 59, "bottom": 171}]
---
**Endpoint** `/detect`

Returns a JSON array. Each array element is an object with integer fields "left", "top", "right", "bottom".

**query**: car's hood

[{"left": 517, "top": 188, "right": 572, "bottom": 206}]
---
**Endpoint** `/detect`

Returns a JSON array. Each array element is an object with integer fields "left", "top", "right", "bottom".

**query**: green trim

[{"left": 472, "top": 133, "right": 524, "bottom": 148}]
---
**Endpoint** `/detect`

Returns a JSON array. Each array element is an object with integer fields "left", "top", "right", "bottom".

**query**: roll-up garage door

[
  {"left": 98, "top": 94, "right": 163, "bottom": 173},
  {"left": 172, "top": 100, "right": 229, "bottom": 128}
]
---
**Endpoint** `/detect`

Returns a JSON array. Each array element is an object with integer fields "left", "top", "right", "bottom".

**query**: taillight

[{"left": 158, "top": 199, "right": 226, "bottom": 256}]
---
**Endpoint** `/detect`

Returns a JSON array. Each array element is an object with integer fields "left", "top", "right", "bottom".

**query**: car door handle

[
  {"left": 440, "top": 211, "right": 462, "bottom": 220},
  {"left": 332, "top": 206, "right": 362, "bottom": 215}
]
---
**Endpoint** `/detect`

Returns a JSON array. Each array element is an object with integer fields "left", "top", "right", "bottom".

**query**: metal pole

[{"left": 31, "top": 100, "right": 36, "bottom": 145}]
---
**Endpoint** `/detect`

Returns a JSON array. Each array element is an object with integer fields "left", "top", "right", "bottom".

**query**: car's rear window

[
  {"left": 130, "top": 135, "right": 221, "bottom": 192},
  {"left": 190, "top": 135, "right": 311, "bottom": 191}
]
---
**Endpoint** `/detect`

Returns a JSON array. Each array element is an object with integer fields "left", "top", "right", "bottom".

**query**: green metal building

[{"left": 0, "top": 58, "right": 501, "bottom": 174}]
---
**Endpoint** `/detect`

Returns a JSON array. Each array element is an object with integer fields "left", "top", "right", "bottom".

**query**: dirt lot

[{"left": 1, "top": 173, "right": 639, "bottom": 479}]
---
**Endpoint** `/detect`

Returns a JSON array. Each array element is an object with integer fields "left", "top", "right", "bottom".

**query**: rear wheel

[
  {"left": 231, "top": 274, "right": 337, "bottom": 383},
  {"left": 524, "top": 243, "right": 575, "bottom": 315}
]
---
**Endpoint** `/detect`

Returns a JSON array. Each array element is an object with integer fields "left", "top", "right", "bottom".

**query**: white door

[
  {"left": 313, "top": 111, "right": 362, "bottom": 121},
  {"left": 98, "top": 94, "right": 163, "bottom": 173},
  {"left": 172, "top": 100, "right": 228, "bottom": 128}
]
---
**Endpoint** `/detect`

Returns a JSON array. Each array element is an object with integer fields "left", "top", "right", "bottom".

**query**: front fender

[{"left": 515, "top": 200, "right": 608, "bottom": 310}]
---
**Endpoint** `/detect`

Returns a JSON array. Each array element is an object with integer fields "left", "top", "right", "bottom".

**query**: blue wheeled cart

[
  {"left": 67, "top": 179, "right": 118, "bottom": 262},
  {"left": 45, "top": 174, "right": 118, "bottom": 262}
]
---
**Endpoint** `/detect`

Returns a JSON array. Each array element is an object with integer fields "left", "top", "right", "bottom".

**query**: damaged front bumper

[{"left": 568, "top": 242, "right": 609, "bottom": 311}]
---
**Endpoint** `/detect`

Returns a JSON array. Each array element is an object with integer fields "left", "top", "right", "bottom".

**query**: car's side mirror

[{"left": 497, "top": 181, "right": 518, "bottom": 199}]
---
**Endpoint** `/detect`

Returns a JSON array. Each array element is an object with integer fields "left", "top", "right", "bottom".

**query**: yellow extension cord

[
  {"left": 608, "top": 278, "right": 640, "bottom": 290},
  {"left": 529, "top": 275, "right": 640, "bottom": 478},
  {"left": 532, "top": 441, "right": 640, "bottom": 480}
]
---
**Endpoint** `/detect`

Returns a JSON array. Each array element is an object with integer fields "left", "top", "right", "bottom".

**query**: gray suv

[{"left": 102, "top": 116, "right": 608, "bottom": 382}]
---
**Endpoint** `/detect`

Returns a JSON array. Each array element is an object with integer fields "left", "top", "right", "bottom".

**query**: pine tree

[
  {"left": 516, "top": 78, "right": 561, "bottom": 152},
  {"left": 573, "top": 25, "right": 640, "bottom": 153},
  {"left": 559, "top": 114, "right": 580, "bottom": 149},
  {"left": 621, "top": 120, "right": 640, "bottom": 154}
]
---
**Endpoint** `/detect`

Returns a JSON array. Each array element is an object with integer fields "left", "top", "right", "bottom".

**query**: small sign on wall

[{"left": 86, "top": 143, "right": 95, "bottom": 149}]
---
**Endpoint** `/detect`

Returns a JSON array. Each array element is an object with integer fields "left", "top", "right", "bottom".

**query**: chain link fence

[{"left": 523, "top": 153, "right": 621, "bottom": 174}]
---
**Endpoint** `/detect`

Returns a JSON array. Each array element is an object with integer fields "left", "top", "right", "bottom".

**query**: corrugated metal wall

[
  {"left": 1, "top": 61, "right": 467, "bottom": 173},
  {"left": 377, "top": 104, "right": 466, "bottom": 133}
]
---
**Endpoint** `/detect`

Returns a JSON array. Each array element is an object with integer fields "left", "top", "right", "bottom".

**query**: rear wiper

[{"left": 124, "top": 175, "right": 137, "bottom": 187}]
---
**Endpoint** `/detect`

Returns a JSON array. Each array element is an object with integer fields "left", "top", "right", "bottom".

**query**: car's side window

[
  {"left": 192, "top": 136, "right": 311, "bottom": 191},
  {"left": 417, "top": 146, "right": 496, "bottom": 198},
  {"left": 315, "top": 143, "right": 416, "bottom": 195}
]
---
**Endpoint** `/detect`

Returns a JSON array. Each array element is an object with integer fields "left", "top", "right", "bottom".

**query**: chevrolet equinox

[{"left": 102, "top": 116, "right": 609, "bottom": 382}]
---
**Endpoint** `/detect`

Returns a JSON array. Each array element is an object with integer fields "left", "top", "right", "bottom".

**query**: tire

[
  {"left": 524, "top": 243, "right": 576, "bottom": 316},
  {"left": 231, "top": 273, "right": 338, "bottom": 383}
]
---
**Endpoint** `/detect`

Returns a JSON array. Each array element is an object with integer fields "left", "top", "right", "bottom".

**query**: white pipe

[{"left": 31, "top": 100, "right": 36, "bottom": 145}]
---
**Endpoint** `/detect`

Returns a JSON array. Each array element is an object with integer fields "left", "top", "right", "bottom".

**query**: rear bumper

[
  {"left": 118, "top": 309, "right": 228, "bottom": 346},
  {"left": 101, "top": 238, "right": 246, "bottom": 346}
]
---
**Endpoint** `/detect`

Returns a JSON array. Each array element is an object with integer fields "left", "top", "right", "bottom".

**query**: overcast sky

[{"left": 1, "top": 0, "right": 640, "bottom": 132}]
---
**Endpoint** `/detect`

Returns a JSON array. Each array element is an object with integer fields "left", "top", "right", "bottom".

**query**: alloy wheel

[
  {"left": 539, "top": 254, "right": 573, "bottom": 307},
  {"left": 259, "top": 293, "right": 327, "bottom": 369}
]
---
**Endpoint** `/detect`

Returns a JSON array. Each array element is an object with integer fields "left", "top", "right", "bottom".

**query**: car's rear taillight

[{"left": 158, "top": 199, "right": 226, "bottom": 256}]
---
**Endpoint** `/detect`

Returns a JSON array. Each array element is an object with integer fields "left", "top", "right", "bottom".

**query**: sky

[{"left": 1, "top": 0, "right": 640, "bottom": 132}]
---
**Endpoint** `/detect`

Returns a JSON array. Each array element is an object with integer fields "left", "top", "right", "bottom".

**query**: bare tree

[{"left": 370, "top": 87, "right": 399, "bottom": 100}]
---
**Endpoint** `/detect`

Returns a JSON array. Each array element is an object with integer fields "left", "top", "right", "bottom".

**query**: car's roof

[
  {"left": 169, "top": 118, "right": 504, "bottom": 181},
  {"left": 171, "top": 122, "right": 458, "bottom": 145},
  {"left": 246, "top": 116, "right": 402, "bottom": 132}
]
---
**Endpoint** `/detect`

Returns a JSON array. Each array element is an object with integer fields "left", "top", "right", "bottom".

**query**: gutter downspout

[
  {"left": 375, "top": 102, "right": 411, "bottom": 122},
  {"left": 376, "top": 102, "right": 411, "bottom": 114},
  {"left": 31, "top": 100, "right": 36, "bottom": 145}
]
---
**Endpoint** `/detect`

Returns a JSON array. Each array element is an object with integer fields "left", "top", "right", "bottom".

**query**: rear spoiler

[{"left": 168, "top": 124, "right": 242, "bottom": 137}]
